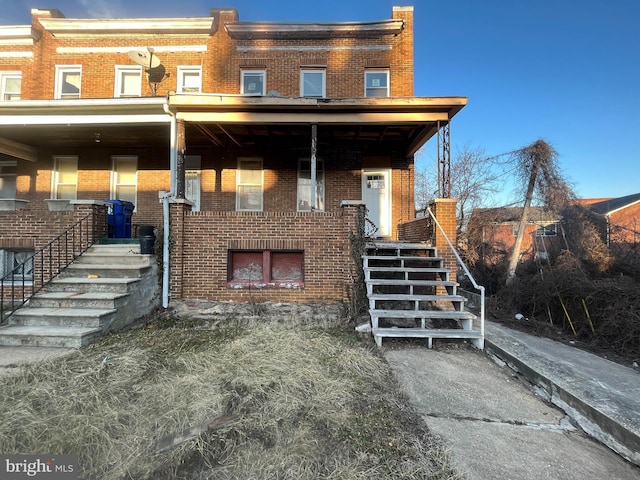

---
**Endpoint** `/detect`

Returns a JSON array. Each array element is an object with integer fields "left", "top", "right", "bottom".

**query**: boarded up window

[{"left": 228, "top": 250, "right": 303, "bottom": 288}]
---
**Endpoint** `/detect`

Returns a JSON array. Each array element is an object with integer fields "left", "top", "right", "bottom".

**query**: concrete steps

[
  {"left": 0, "top": 241, "right": 159, "bottom": 348},
  {"left": 0, "top": 325, "right": 103, "bottom": 348},
  {"left": 364, "top": 242, "right": 483, "bottom": 349}
]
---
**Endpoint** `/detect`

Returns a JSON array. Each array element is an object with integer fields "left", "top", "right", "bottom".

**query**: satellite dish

[
  {"left": 147, "top": 65, "right": 167, "bottom": 84},
  {"left": 128, "top": 48, "right": 168, "bottom": 96},
  {"left": 128, "top": 49, "right": 161, "bottom": 69}
]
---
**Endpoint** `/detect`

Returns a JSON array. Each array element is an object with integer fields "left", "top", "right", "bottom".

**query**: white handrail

[{"left": 426, "top": 207, "right": 485, "bottom": 343}]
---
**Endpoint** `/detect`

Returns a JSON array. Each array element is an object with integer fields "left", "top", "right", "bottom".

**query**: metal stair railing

[
  {"left": 427, "top": 207, "right": 485, "bottom": 343},
  {"left": 0, "top": 212, "right": 107, "bottom": 324}
]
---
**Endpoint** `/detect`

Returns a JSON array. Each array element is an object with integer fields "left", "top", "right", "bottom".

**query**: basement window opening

[{"left": 228, "top": 250, "right": 304, "bottom": 289}]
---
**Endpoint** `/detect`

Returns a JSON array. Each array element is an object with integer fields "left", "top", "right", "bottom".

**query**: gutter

[{"left": 161, "top": 102, "right": 177, "bottom": 308}]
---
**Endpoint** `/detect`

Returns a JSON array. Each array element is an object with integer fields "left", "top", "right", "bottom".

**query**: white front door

[{"left": 362, "top": 169, "right": 391, "bottom": 237}]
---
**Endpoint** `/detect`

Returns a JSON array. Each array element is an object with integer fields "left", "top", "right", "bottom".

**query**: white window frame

[
  {"left": 300, "top": 69, "right": 326, "bottom": 98},
  {"left": 54, "top": 65, "right": 82, "bottom": 99},
  {"left": 114, "top": 65, "right": 142, "bottom": 98},
  {"left": 297, "top": 158, "right": 325, "bottom": 212},
  {"left": 51, "top": 156, "right": 78, "bottom": 200},
  {"left": 110, "top": 156, "right": 138, "bottom": 208},
  {"left": 177, "top": 66, "right": 202, "bottom": 93},
  {"left": 185, "top": 155, "right": 201, "bottom": 211},
  {"left": 365, "top": 69, "right": 390, "bottom": 97},
  {"left": 0, "top": 72, "right": 21, "bottom": 101},
  {"left": 0, "top": 248, "right": 34, "bottom": 283},
  {"left": 236, "top": 157, "right": 263, "bottom": 212},
  {"left": 241, "top": 70, "right": 266, "bottom": 95}
]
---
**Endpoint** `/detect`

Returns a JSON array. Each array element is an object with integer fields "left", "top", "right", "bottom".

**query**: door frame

[{"left": 361, "top": 168, "right": 392, "bottom": 237}]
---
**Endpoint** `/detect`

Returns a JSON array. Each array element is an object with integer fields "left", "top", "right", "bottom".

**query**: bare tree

[
  {"left": 415, "top": 144, "right": 499, "bottom": 234},
  {"left": 506, "top": 139, "right": 576, "bottom": 284}
]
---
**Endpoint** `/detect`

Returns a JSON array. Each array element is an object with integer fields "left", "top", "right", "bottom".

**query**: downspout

[{"left": 161, "top": 102, "right": 177, "bottom": 308}]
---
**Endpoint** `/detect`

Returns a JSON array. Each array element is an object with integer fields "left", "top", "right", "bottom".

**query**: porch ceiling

[
  {"left": 172, "top": 94, "right": 468, "bottom": 157},
  {"left": 0, "top": 95, "right": 467, "bottom": 160}
]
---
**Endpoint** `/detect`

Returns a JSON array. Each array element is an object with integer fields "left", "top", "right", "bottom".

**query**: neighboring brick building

[
  {"left": 468, "top": 193, "right": 640, "bottom": 268},
  {"left": 0, "top": 6, "right": 466, "bottom": 305},
  {"left": 585, "top": 193, "right": 640, "bottom": 256}
]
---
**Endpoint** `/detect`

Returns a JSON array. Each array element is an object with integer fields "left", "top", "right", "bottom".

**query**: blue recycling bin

[{"left": 104, "top": 200, "right": 134, "bottom": 238}]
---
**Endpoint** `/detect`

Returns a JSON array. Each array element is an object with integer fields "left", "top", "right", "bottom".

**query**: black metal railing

[{"left": 0, "top": 212, "right": 107, "bottom": 324}]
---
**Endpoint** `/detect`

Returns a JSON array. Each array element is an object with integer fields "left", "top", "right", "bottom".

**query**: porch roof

[
  {"left": 168, "top": 94, "right": 467, "bottom": 157},
  {"left": 0, "top": 94, "right": 467, "bottom": 161}
]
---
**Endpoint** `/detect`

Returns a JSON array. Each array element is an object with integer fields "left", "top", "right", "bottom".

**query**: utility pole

[{"left": 506, "top": 158, "right": 539, "bottom": 285}]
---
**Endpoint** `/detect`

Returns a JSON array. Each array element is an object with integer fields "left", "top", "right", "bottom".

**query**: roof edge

[{"left": 225, "top": 18, "right": 404, "bottom": 40}]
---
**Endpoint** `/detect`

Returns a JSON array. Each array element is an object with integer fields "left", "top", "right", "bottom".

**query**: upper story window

[
  {"left": 236, "top": 157, "right": 263, "bottom": 211},
  {"left": 55, "top": 65, "right": 81, "bottom": 99},
  {"left": 177, "top": 66, "right": 202, "bottom": 93},
  {"left": 300, "top": 70, "right": 325, "bottom": 98},
  {"left": 0, "top": 72, "right": 21, "bottom": 101},
  {"left": 365, "top": 70, "right": 389, "bottom": 97},
  {"left": 241, "top": 70, "right": 265, "bottom": 95},
  {"left": 114, "top": 66, "right": 142, "bottom": 98},
  {"left": 51, "top": 156, "right": 78, "bottom": 200}
]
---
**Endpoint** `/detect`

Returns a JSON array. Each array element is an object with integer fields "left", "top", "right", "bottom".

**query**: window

[
  {"left": 52, "top": 156, "right": 78, "bottom": 200},
  {"left": 0, "top": 249, "right": 34, "bottom": 282},
  {"left": 300, "top": 70, "right": 325, "bottom": 98},
  {"left": 228, "top": 250, "right": 304, "bottom": 288},
  {"left": 177, "top": 66, "right": 202, "bottom": 93},
  {"left": 185, "top": 155, "right": 201, "bottom": 211},
  {"left": 0, "top": 72, "right": 21, "bottom": 101},
  {"left": 241, "top": 70, "right": 265, "bottom": 95},
  {"left": 0, "top": 160, "right": 17, "bottom": 198},
  {"left": 512, "top": 223, "right": 558, "bottom": 237},
  {"left": 114, "top": 66, "right": 142, "bottom": 97},
  {"left": 536, "top": 223, "right": 558, "bottom": 237},
  {"left": 365, "top": 70, "right": 389, "bottom": 97},
  {"left": 111, "top": 156, "right": 137, "bottom": 207},
  {"left": 55, "top": 66, "right": 81, "bottom": 99},
  {"left": 236, "top": 157, "right": 263, "bottom": 211},
  {"left": 297, "top": 158, "right": 324, "bottom": 211}
]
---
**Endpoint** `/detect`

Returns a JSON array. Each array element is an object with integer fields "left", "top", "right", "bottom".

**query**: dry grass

[{"left": 0, "top": 314, "right": 461, "bottom": 479}]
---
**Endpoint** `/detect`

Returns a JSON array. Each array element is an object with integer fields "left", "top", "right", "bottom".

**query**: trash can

[
  {"left": 104, "top": 200, "right": 134, "bottom": 238},
  {"left": 138, "top": 225, "right": 156, "bottom": 255}
]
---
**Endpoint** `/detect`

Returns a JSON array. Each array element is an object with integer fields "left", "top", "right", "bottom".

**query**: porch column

[
  {"left": 430, "top": 198, "right": 458, "bottom": 283},
  {"left": 310, "top": 124, "right": 317, "bottom": 211},
  {"left": 169, "top": 200, "right": 191, "bottom": 300}
]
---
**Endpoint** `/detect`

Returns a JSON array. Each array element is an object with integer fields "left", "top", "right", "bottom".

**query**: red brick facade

[{"left": 0, "top": 6, "right": 464, "bottom": 305}]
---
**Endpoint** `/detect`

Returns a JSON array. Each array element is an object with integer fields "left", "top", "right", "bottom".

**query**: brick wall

[
  {"left": 0, "top": 203, "right": 105, "bottom": 251},
  {"left": 169, "top": 202, "right": 362, "bottom": 303},
  {"left": 6, "top": 6, "right": 414, "bottom": 100},
  {"left": 398, "top": 217, "right": 432, "bottom": 244}
]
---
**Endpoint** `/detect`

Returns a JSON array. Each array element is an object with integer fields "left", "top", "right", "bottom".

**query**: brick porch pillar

[
  {"left": 168, "top": 199, "right": 192, "bottom": 301},
  {"left": 430, "top": 198, "right": 458, "bottom": 283}
]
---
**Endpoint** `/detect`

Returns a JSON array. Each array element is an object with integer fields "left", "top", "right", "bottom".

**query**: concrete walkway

[{"left": 385, "top": 321, "right": 640, "bottom": 480}]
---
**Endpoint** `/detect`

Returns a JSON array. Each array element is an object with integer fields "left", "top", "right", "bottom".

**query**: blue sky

[{"left": 4, "top": 0, "right": 639, "bottom": 201}]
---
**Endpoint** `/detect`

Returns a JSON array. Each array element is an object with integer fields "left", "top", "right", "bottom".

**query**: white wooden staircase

[{"left": 364, "top": 241, "right": 483, "bottom": 349}]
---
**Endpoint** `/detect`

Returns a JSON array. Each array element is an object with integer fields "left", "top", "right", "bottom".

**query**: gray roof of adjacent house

[{"left": 588, "top": 192, "right": 640, "bottom": 215}]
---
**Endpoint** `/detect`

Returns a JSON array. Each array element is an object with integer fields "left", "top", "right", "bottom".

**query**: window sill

[
  {"left": 228, "top": 281, "right": 304, "bottom": 290},
  {"left": 46, "top": 199, "right": 75, "bottom": 212},
  {"left": 0, "top": 199, "right": 29, "bottom": 211}
]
